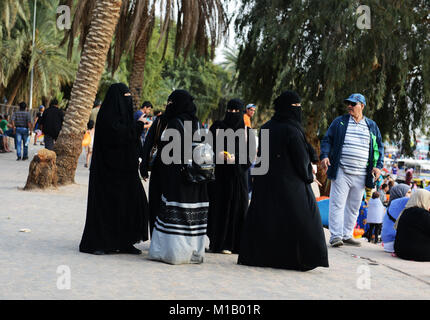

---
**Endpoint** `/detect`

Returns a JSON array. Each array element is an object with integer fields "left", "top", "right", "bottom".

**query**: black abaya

[
  {"left": 238, "top": 91, "right": 328, "bottom": 271},
  {"left": 207, "top": 120, "right": 254, "bottom": 253},
  {"left": 79, "top": 83, "right": 149, "bottom": 253}
]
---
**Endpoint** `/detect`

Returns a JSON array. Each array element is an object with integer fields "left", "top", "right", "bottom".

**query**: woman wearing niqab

[
  {"left": 79, "top": 83, "right": 149, "bottom": 255},
  {"left": 206, "top": 98, "right": 255, "bottom": 254},
  {"left": 238, "top": 90, "right": 329, "bottom": 271},
  {"left": 148, "top": 89, "right": 209, "bottom": 265}
]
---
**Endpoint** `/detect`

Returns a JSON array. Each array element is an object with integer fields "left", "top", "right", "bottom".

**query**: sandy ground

[{"left": 1, "top": 142, "right": 430, "bottom": 300}]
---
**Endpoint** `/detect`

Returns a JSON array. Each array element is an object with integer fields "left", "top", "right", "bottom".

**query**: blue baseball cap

[
  {"left": 246, "top": 104, "right": 257, "bottom": 109},
  {"left": 344, "top": 93, "right": 366, "bottom": 106}
]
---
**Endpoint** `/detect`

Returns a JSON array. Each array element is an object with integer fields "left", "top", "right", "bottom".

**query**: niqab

[
  {"left": 272, "top": 90, "right": 318, "bottom": 163},
  {"left": 224, "top": 98, "right": 245, "bottom": 129}
]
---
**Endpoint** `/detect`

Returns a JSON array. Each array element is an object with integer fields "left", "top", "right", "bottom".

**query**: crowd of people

[
  {"left": 0, "top": 99, "right": 64, "bottom": 159},
  {"left": 2, "top": 84, "right": 430, "bottom": 270}
]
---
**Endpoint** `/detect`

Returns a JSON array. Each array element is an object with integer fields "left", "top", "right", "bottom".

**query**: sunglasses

[{"left": 346, "top": 101, "right": 359, "bottom": 107}]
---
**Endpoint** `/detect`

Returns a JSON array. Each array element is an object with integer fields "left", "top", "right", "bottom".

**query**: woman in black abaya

[
  {"left": 148, "top": 90, "right": 209, "bottom": 265},
  {"left": 79, "top": 83, "right": 149, "bottom": 255},
  {"left": 207, "top": 99, "right": 255, "bottom": 254},
  {"left": 238, "top": 90, "right": 329, "bottom": 271}
]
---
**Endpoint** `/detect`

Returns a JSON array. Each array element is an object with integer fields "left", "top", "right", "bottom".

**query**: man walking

[
  {"left": 40, "top": 99, "right": 64, "bottom": 150},
  {"left": 89, "top": 99, "right": 101, "bottom": 127},
  {"left": 134, "top": 101, "right": 153, "bottom": 145},
  {"left": 11, "top": 102, "right": 32, "bottom": 160},
  {"left": 320, "top": 93, "right": 384, "bottom": 247}
]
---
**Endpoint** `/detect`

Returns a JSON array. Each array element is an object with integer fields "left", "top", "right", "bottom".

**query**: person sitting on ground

[
  {"left": 394, "top": 189, "right": 430, "bottom": 261},
  {"left": 366, "top": 191, "right": 385, "bottom": 243},
  {"left": 381, "top": 184, "right": 411, "bottom": 253}
]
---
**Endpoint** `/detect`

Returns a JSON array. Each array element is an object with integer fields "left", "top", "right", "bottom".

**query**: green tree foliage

[
  {"left": 162, "top": 54, "right": 226, "bottom": 121},
  {"left": 0, "top": 0, "right": 77, "bottom": 107},
  {"left": 235, "top": 0, "right": 430, "bottom": 155}
]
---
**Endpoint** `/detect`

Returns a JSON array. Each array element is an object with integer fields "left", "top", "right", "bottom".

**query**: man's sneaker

[
  {"left": 343, "top": 238, "right": 362, "bottom": 247},
  {"left": 330, "top": 238, "right": 343, "bottom": 247}
]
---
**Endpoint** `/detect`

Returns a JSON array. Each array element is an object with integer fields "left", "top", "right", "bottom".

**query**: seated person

[
  {"left": 394, "top": 189, "right": 430, "bottom": 261},
  {"left": 381, "top": 184, "right": 411, "bottom": 252}
]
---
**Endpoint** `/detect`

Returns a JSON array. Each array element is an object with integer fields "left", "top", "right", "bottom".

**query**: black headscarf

[
  {"left": 91, "top": 83, "right": 139, "bottom": 174},
  {"left": 97, "top": 83, "right": 133, "bottom": 127},
  {"left": 164, "top": 89, "right": 197, "bottom": 120},
  {"left": 224, "top": 98, "right": 245, "bottom": 129},
  {"left": 273, "top": 90, "right": 302, "bottom": 123},
  {"left": 272, "top": 90, "right": 318, "bottom": 163}
]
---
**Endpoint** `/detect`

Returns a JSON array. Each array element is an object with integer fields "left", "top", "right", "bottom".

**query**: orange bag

[{"left": 82, "top": 131, "right": 91, "bottom": 147}]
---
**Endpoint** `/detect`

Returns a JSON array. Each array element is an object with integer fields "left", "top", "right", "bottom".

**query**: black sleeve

[
  {"left": 139, "top": 117, "right": 160, "bottom": 178},
  {"left": 289, "top": 129, "right": 314, "bottom": 184},
  {"left": 244, "top": 127, "right": 257, "bottom": 170}
]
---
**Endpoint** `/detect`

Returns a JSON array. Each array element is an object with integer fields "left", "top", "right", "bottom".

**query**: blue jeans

[{"left": 15, "top": 127, "right": 29, "bottom": 158}]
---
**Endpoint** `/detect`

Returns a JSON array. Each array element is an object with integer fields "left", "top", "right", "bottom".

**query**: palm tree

[
  {"left": 0, "top": 2, "right": 76, "bottom": 107},
  {"left": 63, "top": 0, "right": 229, "bottom": 110},
  {"left": 49, "top": 0, "right": 123, "bottom": 185},
  {"left": 0, "top": 0, "right": 30, "bottom": 39}
]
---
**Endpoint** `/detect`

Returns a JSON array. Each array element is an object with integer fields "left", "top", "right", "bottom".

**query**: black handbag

[{"left": 176, "top": 119, "right": 215, "bottom": 184}]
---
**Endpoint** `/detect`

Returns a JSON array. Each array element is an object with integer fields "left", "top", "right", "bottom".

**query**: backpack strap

[{"left": 386, "top": 208, "right": 397, "bottom": 223}]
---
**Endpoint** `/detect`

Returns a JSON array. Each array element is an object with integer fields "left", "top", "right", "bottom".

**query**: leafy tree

[
  {"left": 235, "top": 0, "right": 429, "bottom": 194},
  {"left": 62, "top": 0, "right": 229, "bottom": 109},
  {"left": 0, "top": 0, "right": 77, "bottom": 107},
  {"left": 162, "top": 54, "right": 225, "bottom": 121},
  {"left": 235, "top": 0, "right": 430, "bottom": 156}
]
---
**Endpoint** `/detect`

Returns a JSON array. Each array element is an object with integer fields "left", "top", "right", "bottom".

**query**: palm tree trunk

[
  {"left": 47, "top": 0, "right": 122, "bottom": 186},
  {"left": 129, "top": 31, "right": 151, "bottom": 112}
]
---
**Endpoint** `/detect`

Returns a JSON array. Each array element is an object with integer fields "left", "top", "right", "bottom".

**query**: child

[
  {"left": 84, "top": 120, "right": 95, "bottom": 168},
  {"left": 0, "top": 114, "right": 12, "bottom": 152},
  {"left": 366, "top": 191, "right": 386, "bottom": 243}
]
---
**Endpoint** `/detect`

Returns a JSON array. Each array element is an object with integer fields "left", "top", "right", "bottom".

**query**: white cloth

[
  {"left": 148, "top": 194, "right": 208, "bottom": 265},
  {"left": 366, "top": 198, "right": 385, "bottom": 223},
  {"left": 383, "top": 241, "right": 394, "bottom": 253},
  {"left": 329, "top": 167, "right": 366, "bottom": 242}
]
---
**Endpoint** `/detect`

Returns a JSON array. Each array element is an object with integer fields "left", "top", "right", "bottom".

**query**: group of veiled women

[{"left": 79, "top": 82, "right": 330, "bottom": 271}]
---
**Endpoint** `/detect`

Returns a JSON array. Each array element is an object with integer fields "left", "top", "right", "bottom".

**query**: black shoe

[
  {"left": 330, "top": 238, "right": 344, "bottom": 247},
  {"left": 343, "top": 238, "right": 362, "bottom": 247},
  {"left": 22, "top": 156, "right": 28, "bottom": 160},
  {"left": 119, "top": 245, "right": 142, "bottom": 255},
  {"left": 92, "top": 250, "right": 105, "bottom": 255},
  {"left": 16, "top": 156, "right": 21, "bottom": 161}
]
